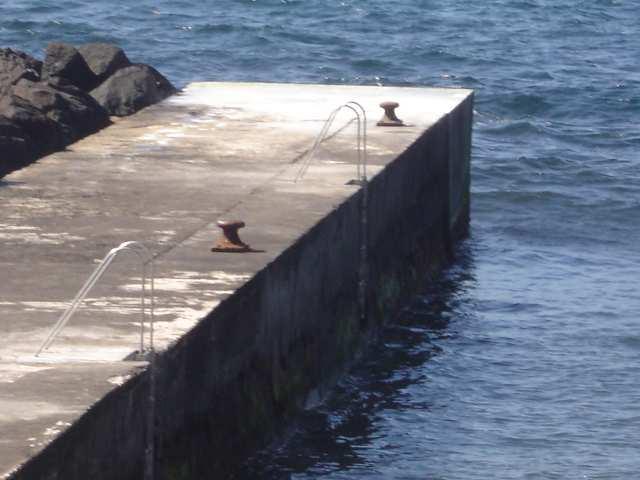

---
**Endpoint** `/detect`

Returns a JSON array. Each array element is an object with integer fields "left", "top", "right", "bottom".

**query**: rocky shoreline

[{"left": 0, "top": 43, "right": 176, "bottom": 178}]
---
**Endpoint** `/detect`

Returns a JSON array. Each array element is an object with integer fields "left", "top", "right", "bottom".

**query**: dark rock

[
  {"left": 0, "top": 92, "right": 63, "bottom": 159},
  {"left": 10, "top": 79, "right": 110, "bottom": 145},
  {"left": 42, "top": 42, "right": 98, "bottom": 91},
  {"left": 0, "top": 116, "right": 36, "bottom": 177},
  {"left": 1, "top": 42, "right": 172, "bottom": 178},
  {"left": 77, "top": 43, "right": 131, "bottom": 84},
  {"left": 90, "top": 64, "right": 176, "bottom": 116},
  {"left": 0, "top": 77, "right": 111, "bottom": 178},
  {"left": 46, "top": 79, "right": 111, "bottom": 139},
  {"left": 0, "top": 77, "right": 110, "bottom": 174},
  {"left": 0, "top": 48, "right": 42, "bottom": 95}
]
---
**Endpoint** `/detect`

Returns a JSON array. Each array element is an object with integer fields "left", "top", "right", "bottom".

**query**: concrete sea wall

[{"left": 9, "top": 92, "right": 473, "bottom": 480}]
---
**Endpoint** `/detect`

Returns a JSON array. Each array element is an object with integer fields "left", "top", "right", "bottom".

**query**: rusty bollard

[
  {"left": 376, "top": 101, "right": 405, "bottom": 127},
  {"left": 211, "top": 220, "right": 251, "bottom": 253}
]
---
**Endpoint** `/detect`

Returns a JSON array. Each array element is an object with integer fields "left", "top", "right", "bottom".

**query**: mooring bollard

[
  {"left": 211, "top": 220, "right": 251, "bottom": 253},
  {"left": 377, "top": 101, "right": 405, "bottom": 127}
]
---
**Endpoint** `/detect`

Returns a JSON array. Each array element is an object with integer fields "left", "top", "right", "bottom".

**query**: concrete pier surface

[{"left": 0, "top": 82, "right": 472, "bottom": 479}]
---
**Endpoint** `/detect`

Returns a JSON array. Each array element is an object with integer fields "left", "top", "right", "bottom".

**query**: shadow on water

[{"left": 235, "top": 242, "right": 476, "bottom": 479}]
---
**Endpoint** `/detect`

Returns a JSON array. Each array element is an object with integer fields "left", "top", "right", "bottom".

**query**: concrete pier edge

[{"left": 1, "top": 82, "right": 473, "bottom": 479}]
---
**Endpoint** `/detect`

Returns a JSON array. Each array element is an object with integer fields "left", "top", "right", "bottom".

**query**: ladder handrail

[
  {"left": 35, "top": 241, "right": 155, "bottom": 357},
  {"left": 346, "top": 101, "right": 368, "bottom": 182},
  {"left": 295, "top": 101, "right": 368, "bottom": 184}
]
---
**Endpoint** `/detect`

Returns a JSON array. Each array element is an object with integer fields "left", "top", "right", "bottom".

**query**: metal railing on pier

[
  {"left": 295, "top": 101, "right": 368, "bottom": 185},
  {"left": 35, "top": 241, "right": 155, "bottom": 357}
]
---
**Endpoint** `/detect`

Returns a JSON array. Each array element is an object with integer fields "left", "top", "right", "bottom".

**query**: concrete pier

[{"left": 0, "top": 82, "right": 473, "bottom": 479}]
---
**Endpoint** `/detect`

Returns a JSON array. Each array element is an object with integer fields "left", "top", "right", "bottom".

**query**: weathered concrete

[{"left": 0, "top": 82, "right": 473, "bottom": 479}]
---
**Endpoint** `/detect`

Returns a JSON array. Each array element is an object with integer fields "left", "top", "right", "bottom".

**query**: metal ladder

[
  {"left": 35, "top": 241, "right": 155, "bottom": 357},
  {"left": 295, "top": 101, "right": 370, "bottom": 326},
  {"left": 295, "top": 101, "right": 368, "bottom": 185}
]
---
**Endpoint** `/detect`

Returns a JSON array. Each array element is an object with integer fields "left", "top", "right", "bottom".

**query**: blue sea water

[{"left": 2, "top": 1, "right": 639, "bottom": 478}]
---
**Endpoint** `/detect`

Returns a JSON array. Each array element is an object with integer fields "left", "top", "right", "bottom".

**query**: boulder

[
  {"left": 0, "top": 78, "right": 110, "bottom": 178},
  {"left": 47, "top": 78, "right": 111, "bottom": 140},
  {"left": 0, "top": 92, "right": 63, "bottom": 157},
  {"left": 90, "top": 64, "right": 176, "bottom": 116},
  {"left": 0, "top": 116, "right": 36, "bottom": 178},
  {"left": 42, "top": 42, "right": 98, "bottom": 91},
  {"left": 1, "top": 42, "right": 173, "bottom": 178},
  {"left": 0, "top": 48, "right": 42, "bottom": 95},
  {"left": 78, "top": 43, "right": 131, "bottom": 84},
  {"left": 10, "top": 78, "right": 110, "bottom": 145}
]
